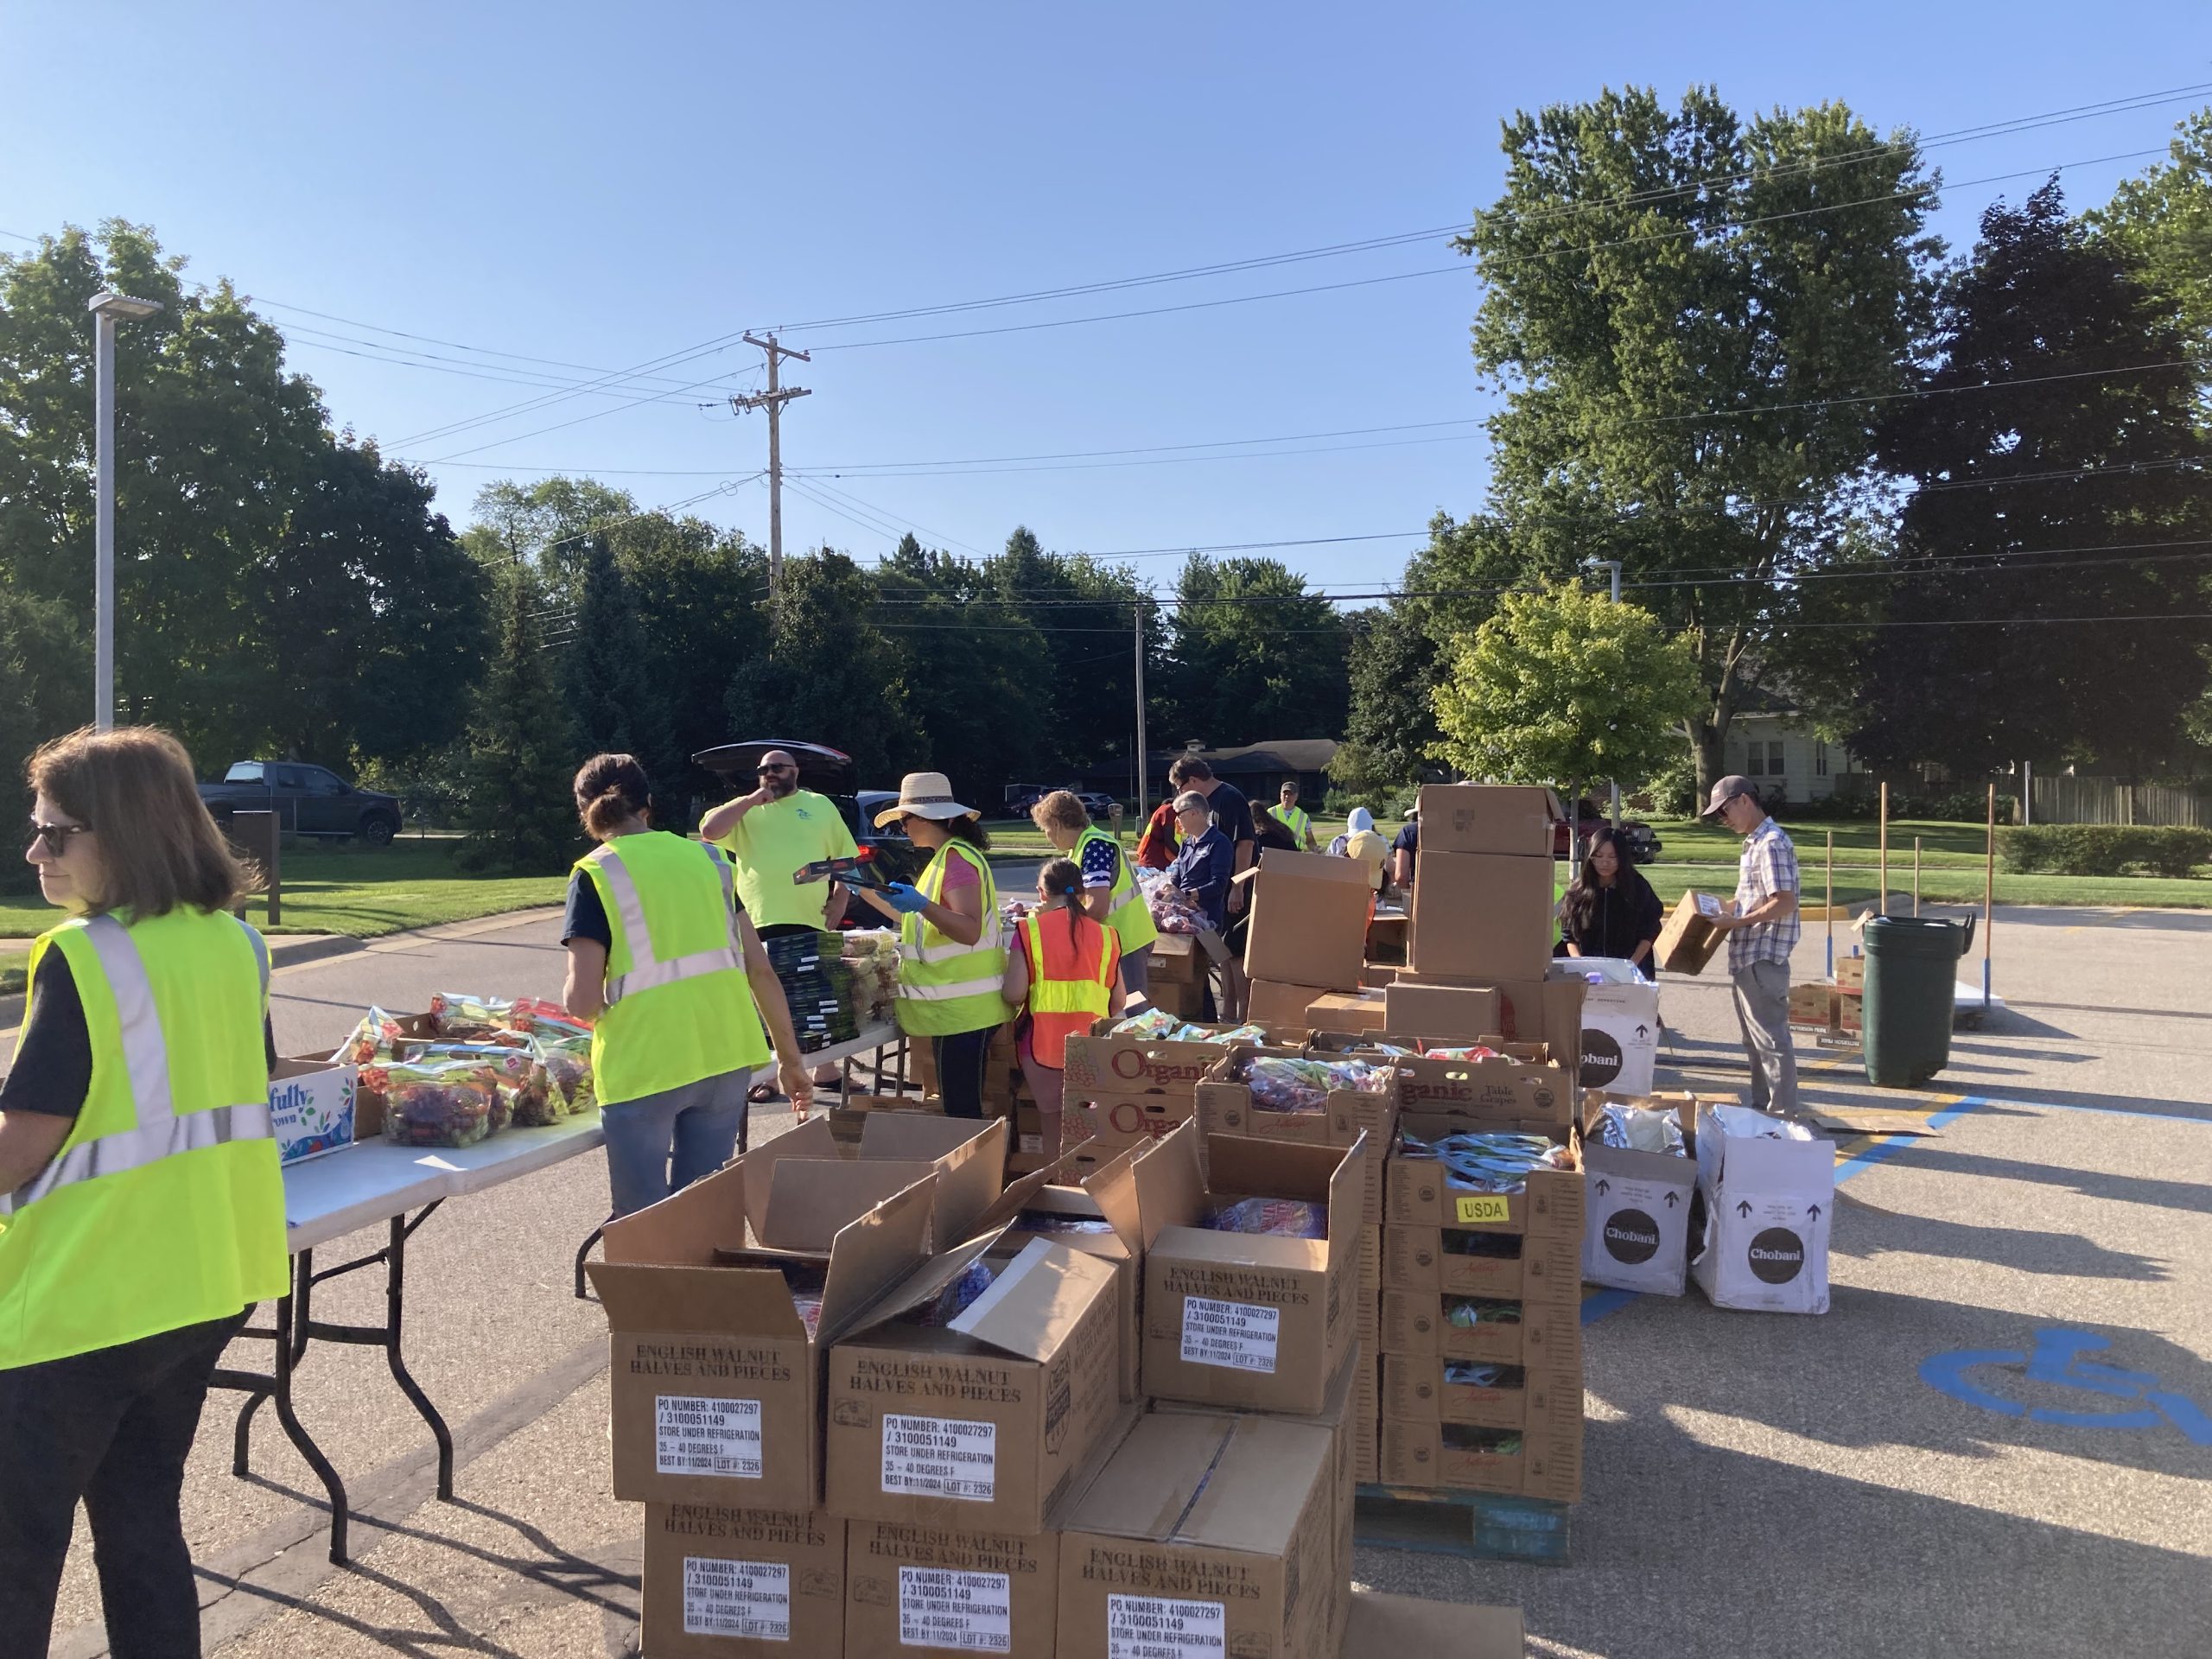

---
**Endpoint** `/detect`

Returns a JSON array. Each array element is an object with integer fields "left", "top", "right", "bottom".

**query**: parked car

[
  {"left": 692, "top": 740, "right": 926, "bottom": 893},
  {"left": 1004, "top": 783, "right": 1116, "bottom": 819},
  {"left": 1552, "top": 802, "right": 1662, "bottom": 864},
  {"left": 198, "top": 761, "right": 403, "bottom": 844}
]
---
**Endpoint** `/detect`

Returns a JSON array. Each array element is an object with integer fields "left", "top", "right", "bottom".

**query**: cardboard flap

[
  {"left": 1061, "top": 1412, "right": 1230, "bottom": 1541},
  {"left": 966, "top": 1156, "right": 1073, "bottom": 1237},
  {"left": 950, "top": 1236, "right": 1119, "bottom": 1362},
  {"left": 1079, "top": 1141, "right": 1149, "bottom": 1256},
  {"left": 741, "top": 1115, "right": 840, "bottom": 1236},
  {"left": 601, "top": 1159, "right": 749, "bottom": 1267},
  {"left": 1180, "top": 1415, "right": 1332, "bottom": 1554},
  {"left": 851, "top": 1224, "right": 1010, "bottom": 1334},
  {"left": 588, "top": 1261, "right": 809, "bottom": 1338},
  {"left": 815, "top": 1173, "right": 938, "bottom": 1344},
  {"left": 764, "top": 1158, "right": 938, "bottom": 1255},
  {"left": 1325, "top": 1130, "right": 1366, "bottom": 1247},
  {"left": 858, "top": 1111, "right": 999, "bottom": 1162},
  {"left": 1204, "top": 1132, "right": 1343, "bottom": 1203},
  {"left": 1131, "top": 1118, "right": 1207, "bottom": 1245},
  {"left": 1256, "top": 847, "right": 1371, "bottom": 887}
]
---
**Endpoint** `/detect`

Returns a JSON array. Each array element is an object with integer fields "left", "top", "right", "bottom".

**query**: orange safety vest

[{"left": 1019, "top": 908, "right": 1121, "bottom": 1069}]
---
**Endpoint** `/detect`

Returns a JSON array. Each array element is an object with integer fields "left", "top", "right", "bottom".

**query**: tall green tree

[
  {"left": 564, "top": 534, "right": 671, "bottom": 777},
  {"left": 725, "top": 550, "right": 919, "bottom": 783},
  {"left": 1429, "top": 582, "right": 1704, "bottom": 810},
  {"left": 985, "top": 528, "right": 1158, "bottom": 779},
  {"left": 1160, "top": 555, "right": 1349, "bottom": 747},
  {"left": 2088, "top": 108, "right": 2212, "bottom": 396},
  {"left": 1841, "top": 182, "right": 2212, "bottom": 780},
  {"left": 1431, "top": 87, "right": 1941, "bottom": 791},
  {"left": 461, "top": 476, "right": 637, "bottom": 592},
  {"left": 1330, "top": 598, "right": 1442, "bottom": 798},
  {"left": 456, "top": 568, "right": 581, "bottom": 874},
  {"left": 0, "top": 590, "right": 85, "bottom": 892}
]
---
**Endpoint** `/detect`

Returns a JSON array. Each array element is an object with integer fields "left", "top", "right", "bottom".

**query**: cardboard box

[
  {"left": 1547, "top": 956, "right": 1659, "bottom": 1096},
  {"left": 590, "top": 1164, "right": 936, "bottom": 1510},
  {"left": 1378, "top": 1410, "right": 1582, "bottom": 1503},
  {"left": 970, "top": 1144, "right": 1152, "bottom": 1402},
  {"left": 826, "top": 1234, "right": 1123, "bottom": 1533},
  {"left": 1066, "top": 1090, "right": 1197, "bottom": 1152},
  {"left": 1381, "top": 1222, "right": 1580, "bottom": 1304},
  {"left": 1353, "top": 1357, "right": 1380, "bottom": 1483},
  {"left": 1239, "top": 849, "right": 1376, "bottom": 993},
  {"left": 1410, "top": 851, "right": 1556, "bottom": 983},
  {"left": 1384, "top": 1126, "right": 1582, "bottom": 1234},
  {"left": 1380, "top": 1351, "right": 1583, "bottom": 1432},
  {"left": 1140, "top": 1127, "right": 1367, "bottom": 1415},
  {"left": 1656, "top": 889, "right": 1726, "bottom": 976},
  {"left": 268, "top": 1057, "right": 358, "bottom": 1165},
  {"left": 1691, "top": 1104, "right": 1835, "bottom": 1314},
  {"left": 1390, "top": 1050, "right": 1573, "bottom": 1137},
  {"left": 1057, "top": 1408, "right": 1338, "bottom": 1659},
  {"left": 741, "top": 1111, "right": 1008, "bottom": 1252},
  {"left": 1243, "top": 977, "right": 1337, "bottom": 1029},
  {"left": 1305, "top": 988, "right": 1389, "bottom": 1032},
  {"left": 1194, "top": 1045, "right": 1400, "bottom": 1154},
  {"left": 1361, "top": 962, "right": 1402, "bottom": 988},
  {"left": 1343, "top": 1588, "right": 1525, "bottom": 1658},
  {"left": 1063, "top": 1020, "right": 1306, "bottom": 1103},
  {"left": 641, "top": 1504, "right": 846, "bottom": 1658},
  {"left": 1377, "top": 1288, "right": 1582, "bottom": 1369},
  {"left": 1579, "top": 1095, "right": 1703, "bottom": 1297},
  {"left": 1382, "top": 981, "right": 1502, "bottom": 1042},
  {"left": 844, "top": 1518, "right": 1059, "bottom": 1659},
  {"left": 1416, "top": 784, "right": 1566, "bottom": 859}
]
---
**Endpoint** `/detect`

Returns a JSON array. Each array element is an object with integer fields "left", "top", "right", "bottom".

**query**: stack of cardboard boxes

[
  {"left": 1061, "top": 1017, "right": 1309, "bottom": 1154},
  {"left": 592, "top": 1093, "right": 1521, "bottom": 1654}
]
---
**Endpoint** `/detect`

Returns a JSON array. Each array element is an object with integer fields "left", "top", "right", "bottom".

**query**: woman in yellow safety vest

[
  {"left": 1027, "top": 788, "right": 1159, "bottom": 997},
  {"left": 1001, "top": 858, "right": 1124, "bottom": 1159},
  {"left": 855, "top": 772, "right": 1007, "bottom": 1118},
  {"left": 0, "top": 726, "right": 288, "bottom": 1658},
  {"left": 562, "top": 753, "right": 812, "bottom": 1217}
]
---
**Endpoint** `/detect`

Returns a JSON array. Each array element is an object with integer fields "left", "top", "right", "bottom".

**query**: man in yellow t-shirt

[{"left": 699, "top": 750, "right": 858, "bottom": 936}]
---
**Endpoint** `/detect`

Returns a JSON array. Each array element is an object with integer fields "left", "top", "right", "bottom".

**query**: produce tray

[{"left": 1352, "top": 1484, "right": 1573, "bottom": 1565}]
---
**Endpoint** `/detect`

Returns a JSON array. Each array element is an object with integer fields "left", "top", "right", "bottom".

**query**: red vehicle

[{"left": 1553, "top": 798, "right": 1662, "bottom": 864}]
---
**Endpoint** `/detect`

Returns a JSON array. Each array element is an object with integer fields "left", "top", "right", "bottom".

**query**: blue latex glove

[{"left": 880, "top": 881, "right": 931, "bottom": 915}]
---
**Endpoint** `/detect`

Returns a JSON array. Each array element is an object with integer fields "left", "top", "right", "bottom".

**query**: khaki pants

[{"left": 1732, "top": 957, "right": 1800, "bottom": 1119}]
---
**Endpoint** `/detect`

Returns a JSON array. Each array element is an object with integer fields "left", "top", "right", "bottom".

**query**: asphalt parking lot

[{"left": 13, "top": 900, "right": 2210, "bottom": 1658}]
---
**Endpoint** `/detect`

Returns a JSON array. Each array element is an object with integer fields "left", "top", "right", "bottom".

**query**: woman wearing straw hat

[{"left": 855, "top": 773, "right": 1007, "bottom": 1118}]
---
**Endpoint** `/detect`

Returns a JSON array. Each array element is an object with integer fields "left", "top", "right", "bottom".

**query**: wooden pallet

[{"left": 1352, "top": 1484, "right": 1573, "bottom": 1565}]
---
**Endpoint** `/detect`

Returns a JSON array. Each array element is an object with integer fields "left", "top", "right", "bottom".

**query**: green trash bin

[{"left": 1861, "top": 915, "right": 1974, "bottom": 1087}]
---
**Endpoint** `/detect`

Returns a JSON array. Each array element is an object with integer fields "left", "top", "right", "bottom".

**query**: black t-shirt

[
  {"left": 1207, "top": 781, "right": 1257, "bottom": 857},
  {"left": 0, "top": 949, "right": 278, "bottom": 1122},
  {"left": 561, "top": 869, "right": 745, "bottom": 949}
]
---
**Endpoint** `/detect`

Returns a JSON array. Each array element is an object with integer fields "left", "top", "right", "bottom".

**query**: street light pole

[{"left": 88, "top": 290, "right": 162, "bottom": 730}]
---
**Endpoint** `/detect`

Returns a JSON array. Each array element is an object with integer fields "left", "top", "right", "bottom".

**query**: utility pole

[
  {"left": 1586, "top": 559, "right": 1624, "bottom": 832},
  {"left": 730, "top": 332, "right": 811, "bottom": 588},
  {"left": 1133, "top": 601, "right": 1149, "bottom": 810},
  {"left": 87, "top": 290, "right": 163, "bottom": 730}
]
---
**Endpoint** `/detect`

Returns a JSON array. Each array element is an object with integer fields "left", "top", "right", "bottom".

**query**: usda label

[
  {"left": 1179, "top": 1296, "right": 1279, "bottom": 1374},
  {"left": 899, "top": 1566, "right": 1012, "bottom": 1653},
  {"left": 1107, "top": 1592, "right": 1224, "bottom": 1659},
  {"left": 683, "top": 1556, "right": 788, "bottom": 1641},
  {"left": 1455, "top": 1194, "right": 1511, "bottom": 1225},
  {"left": 881, "top": 1413, "right": 997, "bottom": 1502},
  {"left": 654, "top": 1395, "right": 762, "bottom": 1479}
]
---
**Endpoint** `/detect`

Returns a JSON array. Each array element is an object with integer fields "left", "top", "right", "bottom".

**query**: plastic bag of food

[
  {"left": 1400, "top": 1131, "right": 1572, "bottom": 1194},
  {"left": 534, "top": 1034, "right": 595, "bottom": 1116},
  {"left": 335, "top": 1007, "right": 407, "bottom": 1068},
  {"left": 382, "top": 1058, "right": 500, "bottom": 1148},
  {"left": 429, "top": 991, "right": 517, "bottom": 1042},
  {"left": 1200, "top": 1197, "right": 1328, "bottom": 1238},
  {"left": 413, "top": 1043, "right": 560, "bottom": 1128},
  {"left": 507, "top": 995, "right": 591, "bottom": 1038},
  {"left": 1421, "top": 1043, "right": 1502, "bottom": 1062},
  {"left": 1243, "top": 1054, "right": 1395, "bottom": 1114},
  {"left": 1596, "top": 1102, "right": 1688, "bottom": 1156}
]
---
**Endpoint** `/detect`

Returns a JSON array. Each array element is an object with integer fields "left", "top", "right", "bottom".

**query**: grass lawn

[
  {"left": 0, "top": 842, "right": 568, "bottom": 941},
  {"left": 0, "top": 945, "right": 25, "bottom": 996}
]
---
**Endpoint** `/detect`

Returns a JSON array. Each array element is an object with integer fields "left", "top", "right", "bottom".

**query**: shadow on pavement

[
  {"left": 1847, "top": 1140, "right": 2212, "bottom": 1217},
  {"left": 1833, "top": 1189, "right": 2173, "bottom": 1281}
]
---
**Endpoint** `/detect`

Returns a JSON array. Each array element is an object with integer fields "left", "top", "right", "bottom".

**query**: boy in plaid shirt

[{"left": 1700, "top": 777, "right": 1802, "bottom": 1119}]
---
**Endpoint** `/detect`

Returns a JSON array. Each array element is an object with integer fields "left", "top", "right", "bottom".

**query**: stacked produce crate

[{"left": 761, "top": 929, "right": 861, "bottom": 1053}]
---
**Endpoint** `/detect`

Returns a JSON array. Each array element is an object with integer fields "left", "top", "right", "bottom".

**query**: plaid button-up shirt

[{"left": 1730, "top": 816, "right": 1802, "bottom": 974}]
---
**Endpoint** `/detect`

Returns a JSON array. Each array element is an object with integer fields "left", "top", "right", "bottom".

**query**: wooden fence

[{"left": 2029, "top": 776, "right": 2212, "bottom": 828}]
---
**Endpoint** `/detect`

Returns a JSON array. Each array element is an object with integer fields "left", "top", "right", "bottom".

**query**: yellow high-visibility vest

[
  {"left": 1268, "top": 803, "right": 1313, "bottom": 844},
  {"left": 897, "top": 841, "right": 1007, "bottom": 1037},
  {"left": 576, "top": 832, "right": 770, "bottom": 1105},
  {"left": 0, "top": 908, "right": 287, "bottom": 1370},
  {"left": 1075, "top": 826, "right": 1158, "bottom": 954}
]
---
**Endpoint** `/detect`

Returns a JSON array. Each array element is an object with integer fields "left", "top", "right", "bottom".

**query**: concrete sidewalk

[{"left": 29, "top": 904, "right": 2212, "bottom": 1657}]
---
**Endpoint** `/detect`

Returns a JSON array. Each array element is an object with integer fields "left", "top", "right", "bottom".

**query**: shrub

[{"left": 1999, "top": 824, "right": 2212, "bottom": 878}]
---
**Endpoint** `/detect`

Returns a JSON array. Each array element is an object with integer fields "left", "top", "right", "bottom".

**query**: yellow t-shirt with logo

[{"left": 715, "top": 790, "right": 858, "bottom": 930}]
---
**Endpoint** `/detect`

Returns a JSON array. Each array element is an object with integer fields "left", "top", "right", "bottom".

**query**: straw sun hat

[{"left": 871, "top": 772, "right": 980, "bottom": 828}]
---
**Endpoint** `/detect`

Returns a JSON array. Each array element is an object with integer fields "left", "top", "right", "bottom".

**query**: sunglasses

[
  {"left": 29, "top": 819, "right": 91, "bottom": 857},
  {"left": 757, "top": 763, "right": 797, "bottom": 776}
]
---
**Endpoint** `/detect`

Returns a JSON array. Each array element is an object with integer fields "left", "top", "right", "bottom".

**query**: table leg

[
  {"left": 385, "top": 1213, "right": 456, "bottom": 1501},
  {"left": 574, "top": 1221, "right": 607, "bottom": 1300},
  {"left": 212, "top": 1263, "right": 355, "bottom": 1565}
]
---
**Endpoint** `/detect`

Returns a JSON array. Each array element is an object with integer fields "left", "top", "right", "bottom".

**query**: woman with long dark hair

[
  {"left": 562, "top": 753, "right": 812, "bottom": 1217},
  {"left": 1559, "top": 825, "right": 1664, "bottom": 975},
  {"left": 855, "top": 772, "right": 1007, "bottom": 1118},
  {"left": 1001, "top": 858, "right": 1125, "bottom": 1159}
]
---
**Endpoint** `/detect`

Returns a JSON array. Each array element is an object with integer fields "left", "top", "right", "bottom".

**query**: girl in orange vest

[{"left": 1001, "top": 859, "right": 1124, "bottom": 1160}]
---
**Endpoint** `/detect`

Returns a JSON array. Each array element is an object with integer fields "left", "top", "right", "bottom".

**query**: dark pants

[
  {"left": 931, "top": 1026, "right": 995, "bottom": 1118},
  {"left": 0, "top": 1308, "right": 249, "bottom": 1659}
]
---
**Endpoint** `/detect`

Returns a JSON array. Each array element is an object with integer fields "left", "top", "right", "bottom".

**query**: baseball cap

[{"left": 1700, "top": 775, "right": 1757, "bottom": 819}]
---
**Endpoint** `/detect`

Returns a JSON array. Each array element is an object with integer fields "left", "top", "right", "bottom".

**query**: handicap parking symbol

[{"left": 1920, "top": 1327, "right": 2212, "bottom": 1445}]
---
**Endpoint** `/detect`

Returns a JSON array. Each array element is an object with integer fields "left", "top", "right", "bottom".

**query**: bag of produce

[
  {"left": 535, "top": 1034, "right": 596, "bottom": 1116},
  {"left": 429, "top": 991, "right": 518, "bottom": 1042},
  {"left": 335, "top": 1007, "right": 406, "bottom": 1068},
  {"left": 382, "top": 1057, "right": 501, "bottom": 1148},
  {"left": 413, "top": 1042, "right": 559, "bottom": 1127}
]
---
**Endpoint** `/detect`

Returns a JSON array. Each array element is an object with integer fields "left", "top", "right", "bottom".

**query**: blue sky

[{"left": 6, "top": 2, "right": 2209, "bottom": 593}]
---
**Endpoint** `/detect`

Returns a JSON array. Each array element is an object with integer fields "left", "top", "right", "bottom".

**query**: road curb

[{"left": 268, "top": 934, "right": 367, "bottom": 972}]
